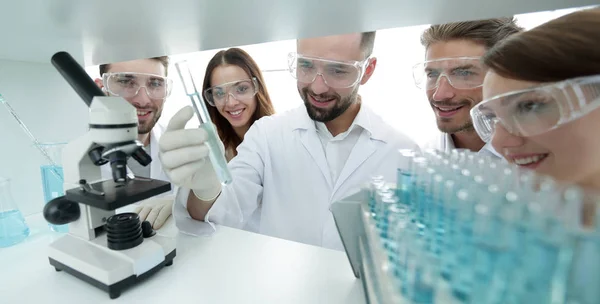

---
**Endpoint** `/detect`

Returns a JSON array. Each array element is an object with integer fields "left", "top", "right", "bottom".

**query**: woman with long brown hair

[{"left": 202, "top": 48, "right": 275, "bottom": 161}]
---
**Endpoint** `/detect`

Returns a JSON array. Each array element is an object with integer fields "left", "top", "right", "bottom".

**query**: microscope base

[{"left": 47, "top": 233, "right": 176, "bottom": 299}]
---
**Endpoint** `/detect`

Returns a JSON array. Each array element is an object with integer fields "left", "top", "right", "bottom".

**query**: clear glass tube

[
  {"left": 1, "top": 94, "right": 63, "bottom": 182},
  {"left": 175, "top": 61, "right": 232, "bottom": 186}
]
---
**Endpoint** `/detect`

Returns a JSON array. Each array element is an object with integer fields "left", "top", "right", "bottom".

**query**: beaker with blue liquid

[
  {"left": 0, "top": 177, "right": 30, "bottom": 247},
  {"left": 39, "top": 143, "right": 68, "bottom": 233}
]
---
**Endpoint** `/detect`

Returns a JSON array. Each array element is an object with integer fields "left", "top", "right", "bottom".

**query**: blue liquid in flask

[
  {"left": 0, "top": 209, "right": 30, "bottom": 247},
  {"left": 40, "top": 165, "right": 68, "bottom": 233}
]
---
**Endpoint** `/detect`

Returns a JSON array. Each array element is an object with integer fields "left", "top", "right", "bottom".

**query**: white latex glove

[
  {"left": 134, "top": 197, "right": 173, "bottom": 229},
  {"left": 159, "top": 106, "right": 222, "bottom": 201}
]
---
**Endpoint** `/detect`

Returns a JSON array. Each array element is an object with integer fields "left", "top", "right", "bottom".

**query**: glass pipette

[
  {"left": 174, "top": 61, "right": 233, "bottom": 186},
  {"left": 0, "top": 94, "right": 63, "bottom": 181}
]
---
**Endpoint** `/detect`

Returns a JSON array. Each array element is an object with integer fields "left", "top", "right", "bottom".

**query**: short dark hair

[
  {"left": 420, "top": 17, "right": 523, "bottom": 50},
  {"left": 360, "top": 31, "right": 376, "bottom": 58},
  {"left": 483, "top": 8, "right": 600, "bottom": 82},
  {"left": 98, "top": 56, "right": 170, "bottom": 77}
]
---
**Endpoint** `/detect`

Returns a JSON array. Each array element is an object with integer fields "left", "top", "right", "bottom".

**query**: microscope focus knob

[
  {"left": 142, "top": 221, "right": 156, "bottom": 238},
  {"left": 43, "top": 196, "right": 81, "bottom": 225}
]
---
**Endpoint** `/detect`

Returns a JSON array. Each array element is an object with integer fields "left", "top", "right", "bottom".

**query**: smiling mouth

[
  {"left": 512, "top": 154, "right": 549, "bottom": 168},
  {"left": 136, "top": 110, "right": 151, "bottom": 119},
  {"left": 309, "top": 95, "right": 336, "bottom": 107},
  {"left": 433, "top": 104, "right": 465, "bottom": 117},
  {"left": 227, "top": 109, "right": 245, "bottom": 118}
]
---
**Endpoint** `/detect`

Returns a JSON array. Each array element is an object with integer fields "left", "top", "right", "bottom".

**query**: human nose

[
  {"left": 431, "top": 76, "right": 455, "bottom": 102},
  {"left": 223, "top": 93, "right": 241, "bottom": 108},
  {"left": 491, "top": 123, "right": 525, "bottom": 152},
  {"left": 129, "top": 87, "right": 153, "bottom": 107},
  {"left": 309, "top": 74, "right": 329, "bottom": 95}
]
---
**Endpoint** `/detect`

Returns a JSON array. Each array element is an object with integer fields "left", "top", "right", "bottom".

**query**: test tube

[
  {"left": 175, "top": 61, "right": 233, "bottom": 186},
  {"left": 397, "top": 149, "right": 417, "bottom": 205}
]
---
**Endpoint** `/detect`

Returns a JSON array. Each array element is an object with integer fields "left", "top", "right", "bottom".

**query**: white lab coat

[
  {"left": 421, "top": 131, "right": 502, "bottom": 158},
  {"left": 174, "top": 105, "right": 421, "bottom": 251},
  {"left": 100, "top": 124, "right": 176, "bottom": 200}
]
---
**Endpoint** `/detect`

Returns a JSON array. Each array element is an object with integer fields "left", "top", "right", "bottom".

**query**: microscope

[{"left": 43, "top": 52, "right": 176, "bottom": 299}]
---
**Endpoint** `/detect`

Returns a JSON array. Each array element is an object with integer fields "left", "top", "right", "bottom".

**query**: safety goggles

[
  {"left": 412, "top": 57, "right": 485, "bottom": 90},
  {"left": 287, "top": 52, "right": 369, "bottom": 89},
  {"left": 102, "top": 72, "right": 173, "bottom": 99},
  {"left": 470, "top": 74, "right": 600, "bottom": 143},
  {"left": 203, "top": 78, "right": 258, "bottom": 107}
]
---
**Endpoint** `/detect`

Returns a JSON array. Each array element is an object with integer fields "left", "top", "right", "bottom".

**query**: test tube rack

[{"left": 332, "top": 149, "right": 600, "bottom": 304}]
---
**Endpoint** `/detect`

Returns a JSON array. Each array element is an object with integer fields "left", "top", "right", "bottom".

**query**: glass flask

[
  {"left": 39, "top": 142, "right": 68, "bottom": 233},
  {"left": 0, "top": 177, "right": 30, "bottom": 247}
]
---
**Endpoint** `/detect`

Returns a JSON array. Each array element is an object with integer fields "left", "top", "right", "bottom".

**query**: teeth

[
  {"left": 436, "top": 106, "right": 462, "bottom": 112},
  {"left": 229, "top": 109, "right": 243, "bottom": 115},
  {"left": 312, "top": 96, "right": 334, "bottom": 102},
  {"left": 514, "top": 155, "right": 546, "bottom": 165},
  {"left": 137, "top": 111, "right": 149, "bottom": 116}
]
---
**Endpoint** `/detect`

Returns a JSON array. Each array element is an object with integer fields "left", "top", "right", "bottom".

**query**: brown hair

[
  {"left": 421, "top": 17, "right": 523, "bottom": 50},
  {"left": 361, "top": 31, "right": 377, "bottom": 58},
  {"left": 483, "top": 8, "right": 600, "bottom": 82},
  {"left": 202, "top": 48, "right": 275, "bottom": 156},
  {"left": 99, "top": 56, "right": 170, "bottom": 77}
]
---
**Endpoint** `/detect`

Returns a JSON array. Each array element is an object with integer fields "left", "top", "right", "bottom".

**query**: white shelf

[{"left": 0, "top": 0, "right": 596, "bottom": 66}]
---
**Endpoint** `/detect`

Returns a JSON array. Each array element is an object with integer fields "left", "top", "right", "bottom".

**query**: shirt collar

[
  {"left": 444, "top": 133, "right": 502, "bottom": 158},
  {"left": 293, "top": 97, "right": 386, "bottom": 141}
]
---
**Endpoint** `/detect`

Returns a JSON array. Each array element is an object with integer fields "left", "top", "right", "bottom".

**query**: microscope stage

[
  {"left": 48, "top": 232, "right": 176, "bottom": 299},
  {"left": 66, "top": 178, "right": 171, "bottom": 211}
]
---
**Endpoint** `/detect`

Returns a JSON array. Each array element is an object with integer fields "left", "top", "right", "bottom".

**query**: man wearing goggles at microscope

[
  {"left": 415, "top": 18, "right": 523, "bottom": 156},
  {"left": 94, "top": 57, "right": 176, "bottom": 230}
]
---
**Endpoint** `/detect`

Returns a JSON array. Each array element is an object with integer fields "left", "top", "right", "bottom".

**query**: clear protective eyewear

[
  {"left": 102, "top": 72, "right": 173, "bottom": 99},
  {"left": 287, "top": 52, "right": 369, "bottom": 89},
  {"left": 203, "top": 78, "right": 258, "bottom": 107},
  {"left": 470, "top": 74, "right": 600, "bottom": 143},
  {"left": 412, "top": 57, "right": 486, "bottom": 90}
]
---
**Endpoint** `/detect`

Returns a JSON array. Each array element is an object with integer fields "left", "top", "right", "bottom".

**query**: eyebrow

[
  {"left": 117, "top": 74, "right": 136, "bottom": 79},
  {"left": 214, "top": 80, "right": 251, "bottom": 89},
  {"left": 451, "top": 64, "right": 476, "bottom": 71}
]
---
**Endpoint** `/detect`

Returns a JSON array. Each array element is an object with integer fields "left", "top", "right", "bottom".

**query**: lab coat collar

[
  {"left": 292, "top": 100, "right": 387, "bottom": 193},
  {"left": 292, "top": 99, "right": 388, "bottom": 142},
  {"left": 442, "top": 132, "right": 502, "bottom": 158}
]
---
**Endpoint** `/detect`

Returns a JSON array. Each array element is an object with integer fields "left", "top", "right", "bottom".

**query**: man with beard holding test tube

[{"left": 158, "top": 32, "right": 420, "bottom": 250}]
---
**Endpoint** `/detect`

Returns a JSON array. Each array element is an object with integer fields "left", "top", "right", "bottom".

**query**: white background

[{"left": 0, "top": 7, "right": 585, "bottom": 217}]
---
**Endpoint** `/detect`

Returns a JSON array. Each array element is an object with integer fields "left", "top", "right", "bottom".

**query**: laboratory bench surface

[{"left": 0, "top": 212, "right": 365, "bottom": 304}]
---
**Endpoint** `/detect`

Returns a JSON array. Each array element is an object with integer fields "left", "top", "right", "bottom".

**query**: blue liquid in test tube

[
  {"left": 40, "top": 165, "right": 68, "bottom": 232},
  {"left": 175, "top": 61, "right": 233, "bottom": 186},
  {"left": 39, "top": 143, "right": 69, "bottom": 233}
]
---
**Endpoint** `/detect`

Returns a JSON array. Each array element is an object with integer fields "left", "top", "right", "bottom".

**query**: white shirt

[
  {"left": 315, "top": 116, "right": 363, "bottom": 184},
  {"left": 174, "top": 104, "right": 421, "bottom": 250},
  {"left": 422, "top": 132, "right": 502, "bottom": 158}
]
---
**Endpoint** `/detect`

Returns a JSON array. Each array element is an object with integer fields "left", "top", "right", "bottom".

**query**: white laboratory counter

[{"left": 0, "top": 212, "right": 365, "bottom": 304}]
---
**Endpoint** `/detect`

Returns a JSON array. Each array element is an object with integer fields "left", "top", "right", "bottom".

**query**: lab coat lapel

[
  {"left": 332, "top": 131, "right": 376, "bottom": 194},
  {"left": 299, "top": 130, "right": 333, "bottom": 189},
  {"left": 149, "top": 125, "right": 162, "bottom": 180},
  {"left": 294, "top": 109, "right": 333, "bottom": 189}
]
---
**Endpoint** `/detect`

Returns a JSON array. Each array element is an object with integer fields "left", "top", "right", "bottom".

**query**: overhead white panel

[{"left": 0, "top": 0, "right": 597, "bottom": 65}]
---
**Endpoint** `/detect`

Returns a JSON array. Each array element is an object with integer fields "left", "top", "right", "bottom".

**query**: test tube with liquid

[
  {"left": 397, "top": 149, "right": 417, "bottom": 205},
  {"left": 175, "top": 61, "right": 233, "bottom": 186},
  {"left": 563, "top": 186, "right": 600, "bottom": 304}
]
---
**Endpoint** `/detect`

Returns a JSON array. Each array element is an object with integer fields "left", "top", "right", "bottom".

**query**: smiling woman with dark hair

[{"left": 202, "top": 48, "right": 275, "bottom": 161}]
